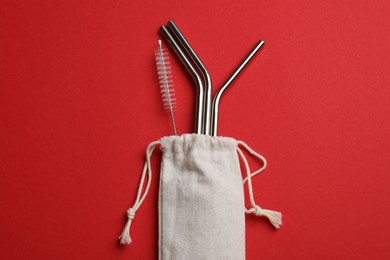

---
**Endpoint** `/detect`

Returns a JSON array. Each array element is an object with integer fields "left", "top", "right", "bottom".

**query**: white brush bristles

[{"left": 155, "top": 40, "right": 177, "bottom": 135}]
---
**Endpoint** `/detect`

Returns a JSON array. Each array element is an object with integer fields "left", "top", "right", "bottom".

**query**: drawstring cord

[
  {"left": 119, "top": 141, "right": 160, "bottom": 245},
  {"left": 119, "top": 138, "right": 280, "bottom": 245},
  {"left": 237, "top": 141, "right": 282, "bottom": 229}
]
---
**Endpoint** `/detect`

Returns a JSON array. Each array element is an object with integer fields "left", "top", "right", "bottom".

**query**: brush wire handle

[{"left": 155, "top": 40, "right": 177, "bottom": 135}]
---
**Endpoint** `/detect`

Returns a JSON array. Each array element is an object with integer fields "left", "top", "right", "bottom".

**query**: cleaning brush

[{"left": 155, "top": 40, "right": 177, "bottom": 135}]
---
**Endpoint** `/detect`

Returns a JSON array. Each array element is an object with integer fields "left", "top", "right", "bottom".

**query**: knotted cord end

[
  {"left": 252, "top": 205, "right": 282, "bottom": 229},
  {"left": 118, "top": 208, "right": 136, "bottom": 245}
]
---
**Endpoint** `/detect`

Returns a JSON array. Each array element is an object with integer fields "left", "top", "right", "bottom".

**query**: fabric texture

[
  {"left": 159, "top": 134, "right": 245, "bottom": 260},
  {"left": 118, "top": 134, "right": 282, "bottom": 259}
]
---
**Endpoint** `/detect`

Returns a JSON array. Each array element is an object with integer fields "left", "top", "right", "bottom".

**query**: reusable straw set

[{"left": 119, "top": 20, "right": 282, "bottom": 259}]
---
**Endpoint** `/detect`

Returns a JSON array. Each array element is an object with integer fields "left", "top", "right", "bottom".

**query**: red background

[{"left": 1, "top": 0, "right": 389, "bottom": 259}]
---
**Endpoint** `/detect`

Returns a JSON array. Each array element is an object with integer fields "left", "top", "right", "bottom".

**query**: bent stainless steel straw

[
  {"left": 211, "top": 40, "right": 265, "bottom": 136},
  {"left": 167, "top": 20, "right": 212, "bottom": 135},
  {"left": 160, "top": 26, "right": 204, "bottom": 135}
]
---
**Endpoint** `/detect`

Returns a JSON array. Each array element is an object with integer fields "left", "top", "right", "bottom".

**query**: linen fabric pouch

[{"left": 119, "top": 134, "right": 282, "bottom": 260}]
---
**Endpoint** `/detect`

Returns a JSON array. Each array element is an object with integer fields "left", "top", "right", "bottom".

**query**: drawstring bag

[{"left": 119, "top": 134, "right": 282, "bottom": 259}]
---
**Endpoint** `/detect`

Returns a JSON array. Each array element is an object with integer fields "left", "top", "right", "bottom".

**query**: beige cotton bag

[{"left": 119, "top": 134, "right": 282, "bottom": 260}]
